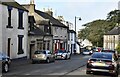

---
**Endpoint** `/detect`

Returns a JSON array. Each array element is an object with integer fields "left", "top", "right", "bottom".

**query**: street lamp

[
  {"left": 74, "top": 16, "right": 81, "bottom": 54},
  {"left": 75, "top": 16, "right": 81, "bottom": 33}
]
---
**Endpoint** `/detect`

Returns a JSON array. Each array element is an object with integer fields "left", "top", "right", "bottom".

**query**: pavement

[{"left": 10, "top": 57, "right": 31, "bottom": 67}]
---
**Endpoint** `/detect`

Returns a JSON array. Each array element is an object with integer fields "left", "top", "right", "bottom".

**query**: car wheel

[
  {"left": 3, "top": 63, "right": 9, "bottom": 73},
  {"left": 65, "top": 55, "right": 67, "bottom": 60},
  {"left": 68, "top": 56, "right": 71, "bottom": 59},
  {"left": 46, "top": 58, "right": 50, "bottom": 63},
  {"left": 111, "top": 72, "right": 118, "bottom": 77},
  {"left": 86, "top": 71, "right": 91, "bottom": 74},
  {"left": 32, "top": 60, "right": 35, "bottom": 64}
]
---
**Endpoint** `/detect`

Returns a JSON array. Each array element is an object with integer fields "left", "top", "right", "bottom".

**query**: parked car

[
  {"left": 32, "top": 50, "right": 55, "bottom": 63},
  {"left": 55, "top": 50, "right": 71, "bottom": 60},
  {"left": 86, "top": 52, "right": 119, "bottom": 76},
  {"left": 0, "top": 52, "right": 11, "bottom": 73},
  {"left": 82, "top": 49, "right": 93, "bottom": 55}
]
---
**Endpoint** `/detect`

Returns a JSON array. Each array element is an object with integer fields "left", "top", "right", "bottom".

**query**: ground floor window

[{"left": 18, "top": 35, "right": 24, "bottom": 54}]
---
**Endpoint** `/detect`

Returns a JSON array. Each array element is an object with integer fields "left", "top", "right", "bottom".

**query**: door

[
  {"left": 30, "top": 44, "right": 35, "bottom": 59},
  {"left": 7, "top": 38, "right": 11, "bottom": 57}
]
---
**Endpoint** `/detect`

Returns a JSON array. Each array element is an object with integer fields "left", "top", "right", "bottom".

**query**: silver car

[{"left": 32, "top": 50, "right": 55, "bottom": 63}]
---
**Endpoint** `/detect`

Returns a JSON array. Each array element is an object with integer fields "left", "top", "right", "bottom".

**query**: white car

[
  {"left": 82, "top": 50, "right": 93, "bottom": 55},
  {"left": 55, "top": 50, "right": 71, "bottom": 60}
]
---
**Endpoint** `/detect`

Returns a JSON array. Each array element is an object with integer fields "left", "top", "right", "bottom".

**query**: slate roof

[
  {"left": 2, "top": 1, "right": 28, "bottom": 11},
  {"left": 35, "top": 10, "right": 68, "bottom": 28},
  {"left": 105, "top": 26, "right": 120, "bottom": 35},
  {"left": 28, "top": 26, "right": 53, "bottom": 36}
]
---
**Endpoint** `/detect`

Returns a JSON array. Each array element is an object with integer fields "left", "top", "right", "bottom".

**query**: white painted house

[
  {"left": 0, "top": 0, "right": 28, "bottom": 59},
  {"left": 68, "top": 30, "right": 76, "bottom": 54},
  {"left": 103, "top": 26, "right": 120, "bottom": 50}
]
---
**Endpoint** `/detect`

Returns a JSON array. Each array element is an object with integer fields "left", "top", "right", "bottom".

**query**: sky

[{"left": 15, "top": 0, "right": 120, "bottom": 33}]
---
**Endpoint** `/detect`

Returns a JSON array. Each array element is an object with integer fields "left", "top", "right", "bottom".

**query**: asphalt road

[{"left": 2, "top": 54, "right": 120, "bottom": 77}]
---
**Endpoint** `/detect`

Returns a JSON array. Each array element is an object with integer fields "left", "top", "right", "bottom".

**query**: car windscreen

[
  {"left": 84, "top": 50, "right": 89, "bottom": 52},
  {"left": 57, "top": 50, "right": 64, "bottom": 53},
  {"left": 92, "top": 53, "right": 112, "bottom": 60},
  {"left": 34, "top": 51, "right": 46, "bottom": 54}
]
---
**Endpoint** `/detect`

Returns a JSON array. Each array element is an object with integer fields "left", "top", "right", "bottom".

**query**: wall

[
  {"left": 2, "top": 4, "right": 28, "bottom": 59},
  {"left": 0, "top": 4, "right": 2, "bottom": 52},
  {"left": 104, "top": 35, "right": 119, "bottom": 50}
]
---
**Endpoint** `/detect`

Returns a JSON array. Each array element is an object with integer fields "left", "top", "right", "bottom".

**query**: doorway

[
  {"left": 7, "top": 38, "right": 11, "bottom": 57},
  {"left": 30, "top": 44, "right": 35, "bottom": 59}
]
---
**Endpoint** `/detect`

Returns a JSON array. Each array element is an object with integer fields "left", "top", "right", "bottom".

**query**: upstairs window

[
  {"left": 7, "top": 6, "right": 13, "bottom": 28},
  {"left": 18, "top": 35, "right": 24, "bottom": 54},
  {"left": 44, "top": 25, "right": 51, "bottom": 34},
  {"left": 18, "top": 9, "right": 24, "bottom": 29}
]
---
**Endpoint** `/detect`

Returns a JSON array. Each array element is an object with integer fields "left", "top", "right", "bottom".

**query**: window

[
  {"left": 18, "top": 9, "right": 24, "bottom": 29},
  {"left": 7, "top": 6, "right": 13, "bottom": 28},
  {"left": 18, "top": 35, "right": 24, "bottom": 54},
  {"left": 44, "top": 25, "right": 51, "bottom": 34},
  {"left": 43, "top": 41, "right": 46, "bottom": 50},
  {"left": 47, "top": 42, "right": 50, "bottom": 50}
]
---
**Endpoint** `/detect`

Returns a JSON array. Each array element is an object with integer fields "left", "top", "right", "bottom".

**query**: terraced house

[
  {"left": 0, "top": 0, "right": 28, "bottom": 59},
  {"left": 103, "top": 26, "right": 120, "bottom": 50},
  {"left": 22, "top": 0, "right": 68, "bottom": 58}
]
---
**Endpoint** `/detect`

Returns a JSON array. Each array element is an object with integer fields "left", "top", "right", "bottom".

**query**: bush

[{"left": 116, "top": 42, "right": 120, "bottom": 54}]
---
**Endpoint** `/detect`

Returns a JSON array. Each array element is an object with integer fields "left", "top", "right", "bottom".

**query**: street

[{"left": 2, "top": 54, "right": 120, "bottom": 77}]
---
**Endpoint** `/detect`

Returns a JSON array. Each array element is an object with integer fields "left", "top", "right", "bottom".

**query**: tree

[
  {"left": 78, "top": 9, "right": 119, "bottom": 47},
  {"left": 116, "top": 42, "right": 120, "bottom": 54}
]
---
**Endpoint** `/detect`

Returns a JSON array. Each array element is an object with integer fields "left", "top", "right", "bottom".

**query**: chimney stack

[{"left": 45, "top": 8, "right": 53, "bottom": 16}]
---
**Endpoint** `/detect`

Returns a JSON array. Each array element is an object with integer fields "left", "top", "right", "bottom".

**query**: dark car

[
  {"left": 0, "top": 52, "right": 11, "bottom": 73},
  {"left": 86, "top": 52, "right": 119, "bottom": 76},
  {"left": 32, "top": 50, "right": 55, "bottom": 63}
]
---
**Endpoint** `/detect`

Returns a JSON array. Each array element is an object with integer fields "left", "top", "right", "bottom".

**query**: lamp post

[
  {"left": 74, "top": 16, "right": 81, "bottom": 54},
  {"left": 75, "top": 16, "right": 81, "bottom": 33}
]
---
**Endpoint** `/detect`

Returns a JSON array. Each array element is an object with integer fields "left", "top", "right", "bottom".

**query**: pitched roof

[
  {"left": 105, "top": 26, "right": 120, "bottom": 35},
  {"left": 35, "top": 10, "right": 68, "bottom": 28},
  {"left": 2, "top": 1, "right": 28, "bottom": 11},
  {"left": 28, "top": 26, "right": 53, "bottom": 36}
]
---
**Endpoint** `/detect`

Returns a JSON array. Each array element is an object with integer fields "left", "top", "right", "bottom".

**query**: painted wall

[
  {"left": 0, "top": 3, "right": 2, "bottom": 52},
  {"left": 2, "top": 4, "right": 28, "bottom": 59},
  {"left": 104, "top": 35, "right": 119, "bottom": 50}
]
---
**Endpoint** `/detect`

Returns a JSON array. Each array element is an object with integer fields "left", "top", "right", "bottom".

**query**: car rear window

[
  {"left": 92, "top": 53, "right": 112, "bottom": 60},
  {"left": 34, "top": 51, "right": 46, "bottom": 54},
  {"left": 102, "top": 50, "right": 115, "bottom": 53}
]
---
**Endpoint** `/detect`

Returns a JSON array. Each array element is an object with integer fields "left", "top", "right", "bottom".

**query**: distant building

[
  {"left": 80, "top": 39, "right": 93, "bottom": 48},
  {"left": 103, "top": 26, "right": 120, "bottom": 50},
  {"left": 0, "top": 0, "right": 28, "bottom": 59},
  {"left": 68, "top": 30, "right": 76, "bottom": 54}
]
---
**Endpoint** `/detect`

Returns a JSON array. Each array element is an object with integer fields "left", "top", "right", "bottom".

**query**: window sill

[
  {"left": 18, "top": 27, "right": 24, "bottom": 29},
  {"left": 18, "top": 49, "right": 24, "bottom": 55},
  {"left": 6, "top": 25, "right": 13, "bottom": 28}
]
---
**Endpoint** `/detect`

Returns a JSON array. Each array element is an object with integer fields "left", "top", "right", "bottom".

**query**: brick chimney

[
  {"left": 45, "top": 8, "right": 53, "bottom": 16},
  {"left": 29, "top": 0, "right": 35, "bottom": 16}
]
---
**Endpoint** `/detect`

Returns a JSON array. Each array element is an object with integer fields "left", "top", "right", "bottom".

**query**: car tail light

[
  {"left": 33, "top": 55, "right": 37, "bottom": 58},
  {"left": 88, "top": 60, "right": 94, "bottom": 63},
  {"left": 106, "top": 62, "right": 112, "bottom": 65}
]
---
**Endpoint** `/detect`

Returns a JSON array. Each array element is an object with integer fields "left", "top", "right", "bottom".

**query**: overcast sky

[{"left": 15, "top": 0, "right": 120, "bottom": 32}]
